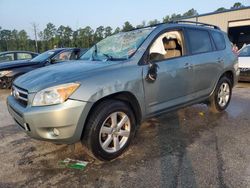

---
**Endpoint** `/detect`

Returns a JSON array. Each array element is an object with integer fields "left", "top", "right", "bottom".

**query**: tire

[
  {"left": 82, "top": 99, "right": 136, "bottom": 161},
  {"left": 209, "top": 76, "right": 232, "bottom": 113},
  {"left": 0, "top": 77, "right": 13, "bottom": 89}
]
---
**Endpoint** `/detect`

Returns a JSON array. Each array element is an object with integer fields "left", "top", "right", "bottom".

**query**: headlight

[
  {"left": 0, "top": 70, "right": 12, "bottom": 77},
  {"left": 32, "top": 83, "right": 80, "bottom": 106}
]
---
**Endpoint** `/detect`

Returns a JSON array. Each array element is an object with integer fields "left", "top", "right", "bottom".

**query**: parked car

[
  {"left": 0, "top": 48, "right": 86, "bottom": 89},
  {"left": 7, "top": 21, "right": 239, "bottom": 161},
  {"left": 0, "top": 51, "right": 38, "bottom": 62},
  {"left": 238, "top": 44, "right": 250, "bottom": 81}
]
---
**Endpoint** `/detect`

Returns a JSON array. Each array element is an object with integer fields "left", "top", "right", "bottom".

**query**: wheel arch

[
  {"left": 81, "top": 91, "right": 142, "bottom": 139},
  {"left": 220, "top": 70, "right": 234, "bottom": 86}
]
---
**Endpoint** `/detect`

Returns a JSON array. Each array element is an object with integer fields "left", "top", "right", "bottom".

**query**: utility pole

[{"left": 31, "top": 22, "right": 39, "bottom": 53}]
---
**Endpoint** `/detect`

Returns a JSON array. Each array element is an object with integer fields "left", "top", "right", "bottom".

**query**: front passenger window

[
  {"left": 149, "top": 30, "right": 184, "bottom": 62},
  {"left": 52, "top": 50, "right": 73, "bottom": 62}
]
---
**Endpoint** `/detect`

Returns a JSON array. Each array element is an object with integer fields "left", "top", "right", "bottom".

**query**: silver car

[{"left": 7, "top": 21, "right": 239, "bottom": 161}]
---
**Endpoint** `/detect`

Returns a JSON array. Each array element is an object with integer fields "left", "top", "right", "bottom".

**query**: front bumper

[
  {"left": 7, "top": 95, "right": 92, "bottom": 144},
  {"left": 239, "top": 68, "right": 250, "bottom": 82}
]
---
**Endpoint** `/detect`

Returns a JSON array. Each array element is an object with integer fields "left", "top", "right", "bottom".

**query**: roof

[{"left": 0, "top": 51, "right": 38, "bottom": 55}]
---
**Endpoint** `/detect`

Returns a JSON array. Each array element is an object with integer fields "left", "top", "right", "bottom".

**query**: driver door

[{"left": 142, "top": 29, "right": 195, "bottom": 115}]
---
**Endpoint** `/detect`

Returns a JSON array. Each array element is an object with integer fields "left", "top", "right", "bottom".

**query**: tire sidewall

[
  {"left": 90, "top": 101, "right": 136, "bottom": 161},
  {"left": 214, "top": 77, "right": 232, "bottom": 112}
]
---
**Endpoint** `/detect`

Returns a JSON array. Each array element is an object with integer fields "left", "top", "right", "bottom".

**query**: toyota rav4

[{"left": 7, "top": 21, "right": 239, "bottom": 161}]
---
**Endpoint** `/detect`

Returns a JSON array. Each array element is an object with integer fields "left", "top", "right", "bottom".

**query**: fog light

[{"left": 52, "top": 128, "right": 60, "bottom": 136}]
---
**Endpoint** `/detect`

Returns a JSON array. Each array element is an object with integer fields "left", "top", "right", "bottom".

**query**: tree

[
  {"left": 43, "top": 23, "right": 57, "bottom": 49},
  {"left": 94, "top": 26, "right": 105, "bottom": 43},
  {"left": 18, "top": 30, "right": 29, "bottom": 50},
  {"left": 77, "top": 26, "right": 94, "bottom": 48},
  {"left": 104, "top": 26, "right": 113, "bottom": 38},
  {"left": 231, "top": 2, "right": 245, "bottom": 9},
  {"left": 148, "top": 19, "right": 160, "bottom": 26},
  {"left": 170, "top": 13, "right": 182, "bottom": 21},
  {"left": 113, "top": 27, "right": 121, "bottom": 34},
  {"left": 1, "top": 29, "right": 12, "bottom": 51},
  {"left": 122, "top": 21, "right": 134, "bottom": 32},
  {"left": 183, "top": 8, "right": 198, "bottom": 17},
  {"left": 136, "top": 21, "right": 146, "bottom": 28},
  {"left": 56, "top": 25, "right": 73, "bottom": 47},
  {"left": 215, "top": 7, "right": 227, "bottom": 12},
  {"left": 163, "top": 15, "right": 170, "bottom": 23},
  {"left": 10, "top": 29, "right": 19, "bottom": 50}
]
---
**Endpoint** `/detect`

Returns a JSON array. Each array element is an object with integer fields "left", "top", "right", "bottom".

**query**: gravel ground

[{"left": 0, "top": 83, "right": 250, "bottom": 188}]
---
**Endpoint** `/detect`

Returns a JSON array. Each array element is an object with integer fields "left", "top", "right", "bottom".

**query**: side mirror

[
  {"left": 50, "top": 59, "right": 57, "bottom": 64},
  {"left": 146, "top": 63, "right": 159, "bottom": 83}
]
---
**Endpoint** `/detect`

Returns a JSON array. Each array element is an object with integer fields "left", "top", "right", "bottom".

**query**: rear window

[
  {"left": 186, "top": 29, "right": 213, "bottom": 54},
  {"left": 239, "top": 46, "right": 250, "bottom": 57},
  {"left": 211, "top": 31, "right": 226, "bottom": 50}
]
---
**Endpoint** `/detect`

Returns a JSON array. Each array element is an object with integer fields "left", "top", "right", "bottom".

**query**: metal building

[{"left": 180, "top": 7, "right": 250, "bottom": 48}]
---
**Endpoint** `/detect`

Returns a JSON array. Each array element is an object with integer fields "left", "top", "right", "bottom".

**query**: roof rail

[
  {"left": 170, "top": 20, "right": 221, "bottom": 30},
  {"left": 127, "top": 20, "right": 221, "bottom": 32}
]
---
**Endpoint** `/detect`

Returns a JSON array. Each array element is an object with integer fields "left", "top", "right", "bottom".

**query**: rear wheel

[
  {"left": 209, "top": 76, "right": 232, "bottom": 113},
  {"left": 82, "top": 99, "right": 136, "bottom": 161}
]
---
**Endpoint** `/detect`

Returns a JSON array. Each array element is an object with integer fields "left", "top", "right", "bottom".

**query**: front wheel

[
  {"left": 209, "top": 76, "right": 232, "bottom": 113},
  {"left": 82, "top": 99, "right": 136, "bottom": 161}
]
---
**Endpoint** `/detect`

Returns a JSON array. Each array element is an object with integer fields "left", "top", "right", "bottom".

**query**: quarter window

[
  {"left": 211, "top": 31, "right": 226, "bottom": 50},
  {"left": 187, "top": 29, "right": 212, "bottom": 54}
]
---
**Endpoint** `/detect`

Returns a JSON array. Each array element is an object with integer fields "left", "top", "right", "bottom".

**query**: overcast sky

[{"left": 0, "top": 0, "right": 249, "bottom": 37}]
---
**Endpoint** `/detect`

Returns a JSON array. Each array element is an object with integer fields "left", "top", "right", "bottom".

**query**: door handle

[
  {"left": 217, "top": 58, "right": 224, "bottom": 64},
  {"left": 184, "top": 63, "right": 193, "bottom": 69}
]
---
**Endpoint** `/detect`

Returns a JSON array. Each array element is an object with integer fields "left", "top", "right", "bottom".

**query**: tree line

[{"left": 0, "top": 2, "right": 245, "bottom": 53}]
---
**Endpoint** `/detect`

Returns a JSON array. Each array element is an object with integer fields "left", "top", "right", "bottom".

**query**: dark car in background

[
  {"left": 0, "top": 51, "right": 38, "bottom": 63},
  {"left": 0, "top": 48, "right": 87, "bottom": 89}
]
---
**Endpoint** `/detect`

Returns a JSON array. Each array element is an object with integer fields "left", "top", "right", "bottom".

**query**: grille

[{"left": 12, "top": 86, "right": 28, "bottom": 107}]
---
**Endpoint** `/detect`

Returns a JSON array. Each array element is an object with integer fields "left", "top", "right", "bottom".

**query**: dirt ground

[{"left": 0, "top": 83, "right": 250, "bottom": 188}]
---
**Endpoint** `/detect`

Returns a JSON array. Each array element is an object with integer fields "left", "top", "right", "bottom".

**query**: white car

[{"left": 239, "top": 44, "right": 250, "bottom": 81}]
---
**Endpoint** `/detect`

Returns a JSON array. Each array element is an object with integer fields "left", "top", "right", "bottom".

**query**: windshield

[
  {"left": 239, "top": 46, "right": 250, "bottom": 57},
  {"left": 30, "top": 50, "right": 56, "bottom": 62},
  {"left": 80, "top": 28, "right": 154, "bottom": 61}
]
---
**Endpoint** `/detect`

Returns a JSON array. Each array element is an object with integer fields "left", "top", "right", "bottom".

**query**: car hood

[
  {"left": 14, "top": 60, "right": 121, "bottom": 93},
  {"left": 0, "top": 60, "right": 38, "bottom": 70}
]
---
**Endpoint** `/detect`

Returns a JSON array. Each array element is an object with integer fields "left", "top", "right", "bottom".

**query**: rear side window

[
  {"left": 0, "top": 53, "right": 14, "bottom": 62},
  {"left": 211, "top": 31, "right": 226, "bottom": 50},
  {"left": 17, "top": 53, "right": 32, "bottom": 60},
  {"left": 186, "top": 29, "right": 212, "bottom": 54}
]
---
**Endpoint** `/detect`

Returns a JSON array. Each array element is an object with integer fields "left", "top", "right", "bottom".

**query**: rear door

[{"left": 185, "top": 28, "right": 223, "bottom": 97}]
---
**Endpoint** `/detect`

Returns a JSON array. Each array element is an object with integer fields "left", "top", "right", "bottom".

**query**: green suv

[{"left": 7, "top": 21, "right": 239, "bottom": 161}]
